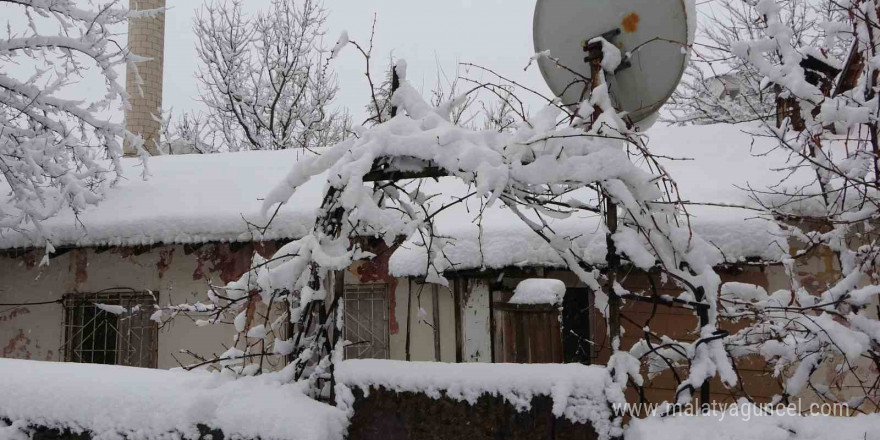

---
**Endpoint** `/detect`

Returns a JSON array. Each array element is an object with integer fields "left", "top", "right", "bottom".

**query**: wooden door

[{"left": 492, "top": 303, "right": 562, "bottom": 363}]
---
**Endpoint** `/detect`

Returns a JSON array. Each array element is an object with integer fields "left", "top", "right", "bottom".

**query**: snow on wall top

[
  {"left": 0, "top": 358, "right": 347, "bottom": 440},
  {"left": 509, "top": 278, "right": 567, "bottom": 305},
  {"left": 335, "top": 359, "right": 625, "bottom": 440},
  {"left": 1, "top": 123, "right": 792, "bottom": 273}
]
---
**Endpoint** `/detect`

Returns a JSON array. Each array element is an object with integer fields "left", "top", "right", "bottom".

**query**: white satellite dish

[{"left": 534, "top": 0, "right": 692, "bottom": 125}]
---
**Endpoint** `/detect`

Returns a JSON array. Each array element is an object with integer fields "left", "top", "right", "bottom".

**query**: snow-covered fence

[
  {"left": 0, "top": 359, "right": 347, "bottom": 440},
  {"left": 335, "top": 360, "right": 625, "bottom": 440}
]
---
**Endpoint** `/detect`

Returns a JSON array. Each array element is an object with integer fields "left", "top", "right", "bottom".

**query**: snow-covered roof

[
  {"left": 389, "top": 123, "right": 793, "bottom": 276},
  {"left": 0, "top": 149, "right": 327, "bottom": 249},
  {"left": 1, "top": 123, "right": 792, "bottom": 273},
  {"left": 0, "top": 358, "right": 347, "bottom": 440}
]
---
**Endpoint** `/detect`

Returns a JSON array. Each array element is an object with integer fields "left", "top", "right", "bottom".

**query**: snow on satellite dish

[{"left": 533, "top": 0, "right": 693, "bottom": 126}]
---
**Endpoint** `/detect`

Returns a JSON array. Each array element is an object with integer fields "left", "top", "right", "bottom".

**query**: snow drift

[{"left": 0, "top": 358, "right": 347, "bottom": 440}]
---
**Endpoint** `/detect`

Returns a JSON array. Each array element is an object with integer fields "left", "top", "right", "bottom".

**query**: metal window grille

[
  {"left": 342, "top": 284, "right": 389, "bottom": 360},
  {"left": 62, "top": 290, "right": 158, "bottom": 368}
]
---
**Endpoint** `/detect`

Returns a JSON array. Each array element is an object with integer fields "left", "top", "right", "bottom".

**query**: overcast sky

[{"left": 162, "top": 0, "right": 547, "bottom": 123}]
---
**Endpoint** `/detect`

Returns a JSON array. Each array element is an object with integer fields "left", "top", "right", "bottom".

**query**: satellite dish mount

[
  {"left": 584, "top": 29, "right": 630, "bottom": 76},
  {"left": 533, "top": 0, "right": 692, "bottom": 127}
]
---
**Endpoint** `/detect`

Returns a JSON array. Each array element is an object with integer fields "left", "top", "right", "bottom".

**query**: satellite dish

[{"left": 533, "top": 0, "right": 692, "bottom": 125}]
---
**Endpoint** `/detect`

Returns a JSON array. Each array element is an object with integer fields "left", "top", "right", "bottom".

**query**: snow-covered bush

[
  {"left": 0, "top": 0, "right": 147, "bottom": 256},
  {"left": 714, "top": 0, "right": 880, "bottom": 410},
  {"left": 667, "top": 0, "right": 846, "bottom": 125}
]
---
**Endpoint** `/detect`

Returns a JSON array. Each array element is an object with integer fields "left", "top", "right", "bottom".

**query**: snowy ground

[
  {"left": 626, "top": 409, "right": 880, "bottom": 440},
  {"left": 0, "top": 358, "right": 347, "bottom": 440},
  {"left": 2, "top": 358, "right": 878, "bottom": 440}
]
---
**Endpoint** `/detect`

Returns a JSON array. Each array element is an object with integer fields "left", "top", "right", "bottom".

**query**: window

[
  {"left": 62, "top": 290, "right": 158, "bottom": 368},
  {"left": 342, "top": 283, "right": 389, "bottom": 359}
]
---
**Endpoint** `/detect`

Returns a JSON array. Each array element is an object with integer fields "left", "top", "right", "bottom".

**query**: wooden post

[
  {"left": 586, "top": 39, "right": 622, "bottom": 349},
  {"left": 405, "top": 278, "right": 413, "bottom": 361},
  {"left": 453, "top": 278, "right": 464, "bottom": 363},
  {"left": 431, "top": 284, "right": 442, "bottom": 361}
]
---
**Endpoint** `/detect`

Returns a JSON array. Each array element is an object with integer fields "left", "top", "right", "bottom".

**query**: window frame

[
  {"left": 62, "top": 289, "right": 159, "bottom": 368},
  {"left": 341, "top": 283, "right": 390, "bottom": 360}
]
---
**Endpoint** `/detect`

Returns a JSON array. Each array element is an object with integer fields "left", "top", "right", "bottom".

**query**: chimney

[{"left": 124, "top": 0, "right": 166, "bottom": 157}]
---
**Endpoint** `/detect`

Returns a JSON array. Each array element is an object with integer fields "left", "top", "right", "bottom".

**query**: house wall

[
  {"left": 0, "top": 238, "right": 463, "bottom": 369},
  {"left": 5, "top": 238, "right": 872, "bottom": 408},
  {"left": 0, "top": 242, "right": 274, "bottom": 369},
  {"left": 344, "top": 260, "right": 457, "bottom": 362},
  {"left": 487, "top": 264, "right": 792, "bottom": 404}
]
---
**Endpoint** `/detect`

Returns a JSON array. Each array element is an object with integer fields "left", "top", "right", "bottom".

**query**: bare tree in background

[
  {"left": 0, "top": 0, "right": 147, "bottom": 255},
  {"left": 155, "top": 110, "right": 219, "bottom": 155},
  {"left": 194, "top": 0, "right": 348, "bottom": 152}
]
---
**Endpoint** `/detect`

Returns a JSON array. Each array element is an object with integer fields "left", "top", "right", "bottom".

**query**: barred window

[
  {"left": 342, "top": 283, "right": 389, "bottom": 360},
  {"left": 62, "top": 290, "right": 158, "bottom": 368}
]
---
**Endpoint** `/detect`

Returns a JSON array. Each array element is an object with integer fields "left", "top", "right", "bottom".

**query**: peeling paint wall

[
  {"left": 0, "top": 242, "right": 277, "bottom": 369},
  {"left": 0, "top": 239, "right": 460, "bottom": 370},
  {"left": 4, "top": 234, "right": 853, "bottom": 404},
  {"left": 344, "top": 261, "right": 456, "bottom": 363}
]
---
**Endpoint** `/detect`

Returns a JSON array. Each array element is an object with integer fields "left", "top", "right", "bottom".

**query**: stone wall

[{"left": 346, "top": 387, "right": 602, "bottom": 440}]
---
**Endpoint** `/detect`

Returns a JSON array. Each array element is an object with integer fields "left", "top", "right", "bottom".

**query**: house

[
  {"left": 1, "top": 0, "right": 861, "bottom": 405},
  {"left": 2, "top": 121, "right": 849, "bottom": 404}
]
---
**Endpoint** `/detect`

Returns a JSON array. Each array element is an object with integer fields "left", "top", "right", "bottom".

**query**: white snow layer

[
  {"left": 626, "top": 410, "right": 880, "bottom": 440},
  {"left": 1, "top": 124, "right": 790, "bottom": 274},
  {"left": 335, "top": 360, "right": 625, "bottom": 440},
  {"left": 509, "top": 278, "right": 567, "bottom": 305},
  {"left": 0, "top": 149, "right": 326, "bottom": 250},
  {"left": 389, "top": 123, "right": 791, "bottom": 276},
  {"left": 0, "top": 358, "right": 347, "bottom": 440}
]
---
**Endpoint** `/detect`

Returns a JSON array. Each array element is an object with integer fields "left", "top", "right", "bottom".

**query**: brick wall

[{"left": 124, "top": 0, "right": 166, "bottom": 157}]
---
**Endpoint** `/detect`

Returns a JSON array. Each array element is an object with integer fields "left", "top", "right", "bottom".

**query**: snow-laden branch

[
  {"left": 713, "top": 0, "right": 880, "bottom": 410},
  {"left": 154, "top": 57, "right": 739, "bottom": 412},
  {"left": 0, "top": 0, "right": 148, "bottom": 255}
]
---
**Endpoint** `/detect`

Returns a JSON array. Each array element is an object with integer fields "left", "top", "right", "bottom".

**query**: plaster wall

[{"left": 0, "top": 243, "right": 265, "bottom": 369}]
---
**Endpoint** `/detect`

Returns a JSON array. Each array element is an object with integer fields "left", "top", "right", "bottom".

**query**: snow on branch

[
  {"left": 714, "top": 0, "right": 880, "bottom": 410},
  {"left": 193, "top": 0, "right": 349, "bottom": 152},
  {"left": 155, "top": 55, "right": 739, "bottom": 412},
  {"left": 0, "top": 0, "right": 148, "bottom": 253}
]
